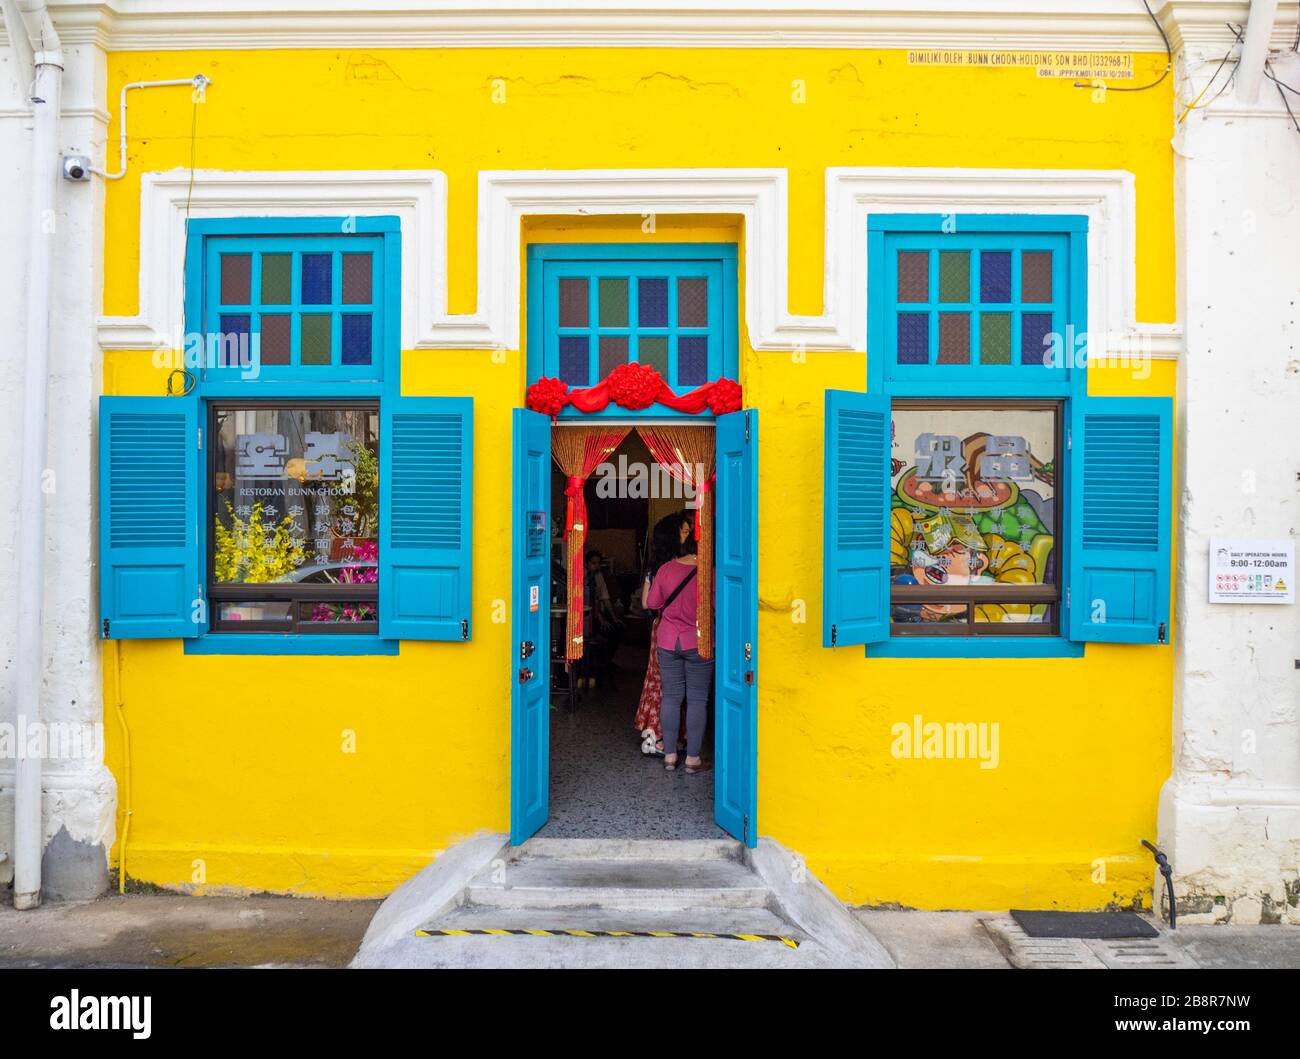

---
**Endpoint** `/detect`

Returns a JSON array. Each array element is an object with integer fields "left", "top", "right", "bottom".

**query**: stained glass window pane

[
  {"left": 897, "top": 251, "right": 929, "bottom": 302},
  {"left": 341, "top": 254, "right": 372, "bottom": 305},
  {"left": 221, "top": 254, "right": 251, "bottom": 305},
  {"left": 301, "top": 254, "right": 333, "bottom": 305},
  {"left": 1021, "top": 312, "right": 1053, "bottom": 366},
  {"left": 937, "top": 313, "right": 971, "bottom": 364},
  {"left": 599, "top": 335, "right": 629, "bottom": 377},
  {"left": 979, "top": 251, "right": 1012, "bottom": 303},
  {"left": 1021, "top": 251, "right": 1053, "bottom": 303},
  {"left": 638, "top": 277, "right": 668, "bottom": 328},
  {"left": 677, "top": 335, "right": 709, "bottom": 385},
  {"left": 677, "top": 278, "right": 708, "bottom": 327},
  {"left": 559, "top": 278, "right": 589, "bottom": 328},
  {"left": 260, "top": 254, "right": 292, "bottom": 305},
  {"left": 598, "top": 278, "right": 629, "bottom": 327},
  {"left": 979, "top": 312, "right": 1012, "bottom": 365},
  {"left": 259, "top": 314, "right": 292, "bottom": 365},
  {"left": 559, "top": 335, "right": 590, "bottom": 385},
  {"left": 219, "top": 315, "right": 250, "bottom": 368},
  {"left": 301, "top": 314, "right": 332, "bottom": 365},
  {"left": 938, "top": 251, "right": 970, "bottom": 303},
  {"left": 638, "top": 335, "right": 669, "bottom": 375},
  {"left": 897, "top": 313, "right": 929, "bottom": 365},
  {"left": 341, "top": 315, "right": 372, "bottom": 366}
]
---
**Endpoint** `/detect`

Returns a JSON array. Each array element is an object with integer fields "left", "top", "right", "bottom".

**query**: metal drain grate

[{"left": 984, "top": 917, "right": 1197, "bottom": 969}]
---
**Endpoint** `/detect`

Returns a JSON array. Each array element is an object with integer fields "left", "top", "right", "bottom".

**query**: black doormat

[{"left": 1010, "top": 910, "right": 1159, "bottom": 939}]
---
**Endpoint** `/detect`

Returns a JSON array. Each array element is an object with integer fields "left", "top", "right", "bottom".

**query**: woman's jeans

[{"left": 657, "top": 644, "right": 713, "bottom": 758}]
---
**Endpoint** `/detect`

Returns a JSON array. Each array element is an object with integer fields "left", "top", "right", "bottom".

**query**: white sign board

[{"left": 1208, "top": 538, "right": 1295, "bottom": 604}]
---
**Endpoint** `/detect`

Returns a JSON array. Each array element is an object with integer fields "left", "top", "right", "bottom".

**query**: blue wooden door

[
  {"left": 714, "top": 409, "right": 758, "bottom": 846},
  {"left": 510, "top": 409, "right": 552, "bottom": 844}
]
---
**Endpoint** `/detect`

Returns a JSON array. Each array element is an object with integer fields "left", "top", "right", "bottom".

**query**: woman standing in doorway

[
  {"left": 634, "top": 513, "right": 692, "bottom": 755},
  {"left": 645, "top": 517, "right": 712, "bottom": 774}
]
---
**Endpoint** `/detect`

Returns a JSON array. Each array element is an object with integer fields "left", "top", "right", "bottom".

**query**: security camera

[{"left": 62, "top": 155, "right": 91, "bottom": 181}]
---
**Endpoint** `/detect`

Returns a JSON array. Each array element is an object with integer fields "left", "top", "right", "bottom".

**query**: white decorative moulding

[{"left": 100, "top": 165, "right": 1181, "bottom": 359}]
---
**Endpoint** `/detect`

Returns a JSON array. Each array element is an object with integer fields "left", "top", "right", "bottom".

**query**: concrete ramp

[{"left": 352, "top": 833, "right": 894, "bottom": 969}]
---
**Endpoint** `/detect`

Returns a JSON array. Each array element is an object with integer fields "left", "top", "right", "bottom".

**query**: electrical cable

[
  {"left": 1178, "top": 50, "right": 1238, "bottom": 120},
  {"left": 1074, "top": 0, "right": 1171, "bottom": 93},
  {"left": 1267, "top": 63, "right": 1300, "bottom": 133}
]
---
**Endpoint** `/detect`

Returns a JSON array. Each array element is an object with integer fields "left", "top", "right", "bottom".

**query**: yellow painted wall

[{"left": 101, "top": 48, "right": 1176, "bottom": 906}]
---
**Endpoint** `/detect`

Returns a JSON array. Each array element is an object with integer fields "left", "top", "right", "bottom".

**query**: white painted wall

[
  {"left": 1161, "top": 42, "right": 1300, "bottom": 925},
  {"left": 0, "top": 36, "right": 115, "bottom": 892}
]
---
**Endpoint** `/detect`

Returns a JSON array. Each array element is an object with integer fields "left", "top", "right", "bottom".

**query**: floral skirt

[{"left": 633, "top": 617, "right": 684, "bottom": 753}]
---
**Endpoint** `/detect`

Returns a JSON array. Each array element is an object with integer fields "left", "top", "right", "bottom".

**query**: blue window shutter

[
  {"left": 823, "top": 390, "right": 891, "bottom": 647},
  {"left": 379, "top": 396, "right": 473, "bottom": 641},
  {"left": 99, "top": 395, "right": 201, "bottom": 639},
  {"left": 1068, "top": 396, "right": 1173, "bottom": 644}
]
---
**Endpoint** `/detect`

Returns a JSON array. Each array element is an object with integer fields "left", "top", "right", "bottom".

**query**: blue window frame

[
  {"left": 827, "top": 214, "right": 1172, "bottom": 659},
  {"left": 185, "top": 217, "right": 401, "bottom": 387},
  {"left": 528, "top": 243, "right": 738, "bottom": 417},
  {"left": 869, "top": 215, "right": 1086, "bottom": 399},
  {"left": 97, "top": 216, "right": 476, "bottom": 656}
]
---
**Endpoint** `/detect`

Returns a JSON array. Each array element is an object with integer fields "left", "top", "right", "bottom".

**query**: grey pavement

[{"left": 4, "top": 890, "right": 1299, "bottom": 968}]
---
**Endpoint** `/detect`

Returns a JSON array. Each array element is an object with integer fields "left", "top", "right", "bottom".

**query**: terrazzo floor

[{"left": 542, "top": 645, "right": 726, "bottom": 840}]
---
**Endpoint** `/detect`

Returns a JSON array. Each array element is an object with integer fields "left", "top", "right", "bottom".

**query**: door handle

[
  {"left": 520, "top": 639, "right": 535, "bottom": 660},
  {"left": 519, "top": 666, "right": 534, "bottom": 684}
]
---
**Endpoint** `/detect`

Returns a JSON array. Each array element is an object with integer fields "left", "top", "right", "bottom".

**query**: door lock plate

[{"left": 518, "top": 666, "right": 534, "bottom": 684}]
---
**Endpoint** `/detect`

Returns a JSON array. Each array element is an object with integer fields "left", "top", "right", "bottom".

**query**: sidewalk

[
  {"left": 853, "top": 909, "right": 1300, "bottom": 970},
  {"left": 2, "top": 892, "right": 1298, "bottom": 968}
]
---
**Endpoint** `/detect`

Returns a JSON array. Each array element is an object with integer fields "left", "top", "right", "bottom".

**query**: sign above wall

[
  {"left": 1208, "top": 538, "right": 1295, "bottom": 605},
  {"left": 906, "top": 50, "right": 1134, "bottom": 81}
]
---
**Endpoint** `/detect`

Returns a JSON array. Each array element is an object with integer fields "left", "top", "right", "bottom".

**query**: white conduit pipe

[
  {"left": 92, "top": 74, "right": 211, "bottom": 181},
  {"left": 1236, "top": 0, "right": 1280, "bottom": 103},
  {"left": 9, "top": 0, "right": 61, "bottom": 910}
]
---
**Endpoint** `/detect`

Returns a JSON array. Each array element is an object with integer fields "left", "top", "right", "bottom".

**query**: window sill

[
  {"left": 184, "top": 634, "right": 399, "bottom": 657},
  {"left": 866, "top": 636, "right": 1083, "bottom": 660}
]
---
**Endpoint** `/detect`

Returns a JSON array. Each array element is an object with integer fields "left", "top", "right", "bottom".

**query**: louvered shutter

[
  {"left": 1068, "top": 396, "right": 1173, "bottom": 644},
  {"left": 99, "top": 395, "right": 201, "bottom": 639},
  {"left": 379, "top": 397, "right": 473, "bottom": 641},
  {"left": 823, "top": 390, "right": 891, "bottom": 647}
]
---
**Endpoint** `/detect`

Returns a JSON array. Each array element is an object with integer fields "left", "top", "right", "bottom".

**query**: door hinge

[
  {"left": 197, "top": 426, "right": 203, "bottom": 450},
  {"left": 831, "top": 623, "right": 837, "bottom": 647},
  {"left": 102, "top": 618, "right": 110, "bottom": 639},
  {"left": 743, "top": 814, "right": 749, "bottom": 846},
  {"left": 461, "top": 619, "right": 469, "bottom": 640},
  {"left": 1066, "top": 427, "right": 1072, "bottom": 451},
  {"left": 1065, "top": 587, "right": 1071, "bottom": 609},
  {"left": 743, "top": 641, "right": 752, "bottom": 661},
  {"left": 1158, "top": 622, "right": 1167, "bottom": 644},
  {"left": 745, "top": 415, "right": 750, "bottom": 443}
]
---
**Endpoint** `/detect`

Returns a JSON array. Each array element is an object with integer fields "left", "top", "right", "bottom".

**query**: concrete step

[
  {"left": 350, "top": 831, "right": 897, "bottom": 969},
  {"left": 466, "top": 855, "right": 770, "bottom": 912},
  {"left": 520, "top": 837, "right": 741, "bottom": 862},
  {"left": 429, "top": 904, "right": 802, "bottom": 939}
]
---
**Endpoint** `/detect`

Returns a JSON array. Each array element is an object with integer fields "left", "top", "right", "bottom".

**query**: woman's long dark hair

[{"left": 648, "top": 511, "right": 691, "bottom": 577}]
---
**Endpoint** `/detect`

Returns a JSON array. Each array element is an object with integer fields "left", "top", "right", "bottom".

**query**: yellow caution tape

[{"left": 415, "top": 928, "right": 798, "bottom": 949}]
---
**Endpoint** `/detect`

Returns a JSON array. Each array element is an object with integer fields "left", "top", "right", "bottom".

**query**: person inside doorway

[
  {"left": 634, "top": 512, "right": 693, "bottom": 755},
  {"left": 645, "top": 516, "right": 712, "bottom": 774},
  {"left": 582, "top": 549, "right": 623, "bottom": 688}
]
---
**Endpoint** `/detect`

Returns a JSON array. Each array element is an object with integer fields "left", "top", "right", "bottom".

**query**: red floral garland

[{"left": 526, "top": 362, "right": 742, "bottom": 417}]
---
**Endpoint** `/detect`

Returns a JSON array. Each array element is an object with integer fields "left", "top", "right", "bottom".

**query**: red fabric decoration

[
  {"left": 705, "top": 378, "right": 743, "bottom": 416},
  {"left": 526, "top": 376, "right": 570, "bottom": 416},
  {"left": 526, "top": 368, "right": 744, "bottom": 418},
  {"left": 605, "top": 362, "right": 663, "bottom": 410}
]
